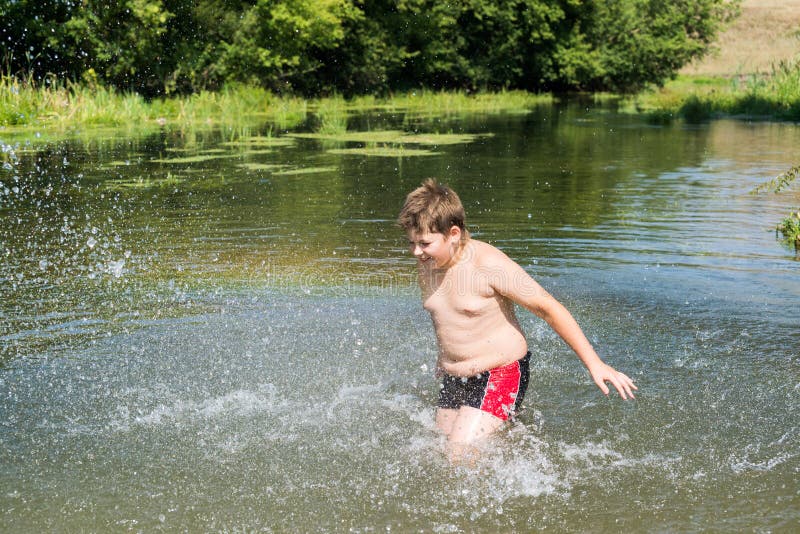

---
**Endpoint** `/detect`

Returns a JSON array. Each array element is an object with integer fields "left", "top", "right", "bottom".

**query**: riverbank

[
  {"left": 0, "top": 78, "right": 555, "bottom": 138},
  {"left": 624, "top": 60, "right": 800, "bottom": 123},
  {"left": 2, "top": 66, "right": 799, "bottom": 141}
]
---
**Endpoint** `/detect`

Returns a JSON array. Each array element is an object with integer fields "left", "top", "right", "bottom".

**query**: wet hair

[{"left": 398, "top": 178, "right": 468, "bottom": 239}]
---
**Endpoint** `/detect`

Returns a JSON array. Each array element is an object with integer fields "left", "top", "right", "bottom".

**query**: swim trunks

[{"left": 438, "top": 352, "right": 530, "bottom": 421}]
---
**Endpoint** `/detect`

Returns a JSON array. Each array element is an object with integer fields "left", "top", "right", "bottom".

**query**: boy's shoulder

[{"left": 467, "top": 239, "right": 514, "bottom": 267}]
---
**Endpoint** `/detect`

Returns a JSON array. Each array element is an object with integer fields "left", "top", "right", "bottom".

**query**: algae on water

[
  {"left": 237, "top": 163, "right": 290, "bottom": 171},
  {"left": 222, "top": 136, "right": 296, "bottom": 147},
  {"left": 288, "top": 130, "right": 491, "bottom": 146},
  {"left": 271, "top": 166, "right": 338, "bottom": 175},
  {"left": 327, "top": 147, "right": 439, "bottom": 157},
  {"left": 150, "top": 154, "right": 238, "bottom": 164}
]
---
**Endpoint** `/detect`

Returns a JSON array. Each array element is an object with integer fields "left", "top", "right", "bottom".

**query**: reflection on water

[{"left": 1, "top": 104, "right": 798, "bottom": 531}]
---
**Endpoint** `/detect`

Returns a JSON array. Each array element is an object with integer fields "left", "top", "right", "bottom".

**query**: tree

[
  {"left": 0, "top": 0, "right": 741, "bottom": 96},
  {"left": 1, "top": 0, "right": 174, "bottom": 94},
  {"left": 581, "top": 0, "right": 741, "bottom": 92},
  {"left": 194, "top": 0, "right": 361, "bottom": 93}
]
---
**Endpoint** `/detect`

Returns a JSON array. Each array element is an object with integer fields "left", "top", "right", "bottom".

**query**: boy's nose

[{"left": 412, "top": 244, "right": 423, "bottom": 257}]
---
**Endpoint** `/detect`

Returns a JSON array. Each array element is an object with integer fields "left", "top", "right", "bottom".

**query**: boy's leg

[
  {"left": 440, "top": 406, "right": 504, "bottom": 463},
  {"left": 447, "top": 406, "right": 504, "bottom": 443},
  {"left": 435, "top": 407, "right": 459, "bottom": 438}
]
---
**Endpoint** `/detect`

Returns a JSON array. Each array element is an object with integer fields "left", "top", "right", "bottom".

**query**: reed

[
  {"left": 0, "top": 77, "right": 310, "bottom": 134},
  {"left": 313, "top": 95, "right": 348, "bottom": 135},
  {"left": 628, "top": 59, "right": 800, "bottom": 122},
  {"left": 2, "top": 67, "right": 796, "bottom": 138},
  {"left": 1, "top": 80, "right": 554, "bottom": 142}
]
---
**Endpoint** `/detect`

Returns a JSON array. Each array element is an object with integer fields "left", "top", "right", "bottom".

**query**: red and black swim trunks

[{"left": 438, "top": 352, "right": 530, "bottom": 421}]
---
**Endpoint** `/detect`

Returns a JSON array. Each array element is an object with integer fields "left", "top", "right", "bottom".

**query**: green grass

[
  {"left": 0, "top": 77, "right": 310, "bottom": 135},
  {"left": 1, "top": 78, "right": 552, "bottom": 143},
  {"left": 383, "top": 89, "right": 552, "bottom": 116},
  {"left": 626, "top": 60, "right": 800, "bottom": 122},
  {"left": 2, "top": 66, "right": 797, "bottom": 142}
]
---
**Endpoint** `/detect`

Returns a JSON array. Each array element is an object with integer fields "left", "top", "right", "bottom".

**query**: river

[{"left": 1, "top": 102, "right": 798, "bottom": 531}]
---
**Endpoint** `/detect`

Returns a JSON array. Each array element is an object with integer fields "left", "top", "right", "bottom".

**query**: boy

[{"left": 398, "top": 179, "right": 637, "bottom": 453}]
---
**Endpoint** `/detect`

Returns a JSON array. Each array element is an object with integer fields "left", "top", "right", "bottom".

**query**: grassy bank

[
  {"left": 0, "top": 77, "right": 312, "bottom": 135},
  {"left": 632, "top": 0, "right": 800, "bottom": 122},
  {"left": 624, "top": 59, "right": 800, "bottom": 122},
  {"left": 3, "top": 64, "right": 799, "bottom": 140},
  {"left": 0, "top": 75, "right": 553, "bottom": 138}
]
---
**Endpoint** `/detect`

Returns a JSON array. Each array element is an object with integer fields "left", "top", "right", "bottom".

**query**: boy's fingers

[
  {"left": 594, "top": 369, "right": 637, "bottom": 399},
  {"left": 605, "top": 374, "right": 634, "bottom": 400},
  {"left": 616, "top": 375, "right": 637, "bottom": 399},
  {"left": 595, "top": 378, "right": 610, "bottom": 396}
]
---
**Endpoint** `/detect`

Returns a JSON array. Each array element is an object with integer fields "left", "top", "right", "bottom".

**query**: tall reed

[
  {"left": 630, "top": 59, "right": 800, "bottom": 122},
  {"left": 0, "top": 77, "right": 313, "bottom": 135}
]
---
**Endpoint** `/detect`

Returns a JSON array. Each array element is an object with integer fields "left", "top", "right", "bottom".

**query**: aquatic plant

[
  {"left": 753, "top": 165, "right": 800, "bottom": 251},
  {"left": 222, "top": 136, "right": 296, "bottom": 148},
  {"left": 314, "top": 96, "right": 348, "bottom": 135},
  {"left": 149, "top": 154, "right": 237, "bottom": 164},
  {"left": 388, "top": 90, "right": 551, "bottom": 117},
  {"left": 0, "top": 77, "right": 309, "bottom": 134},
  {"left": 271, "top": 166, "right": 338, "bottom": 176},
  {"left": 237, "top": 163, "right": 289, "bottom": 172},
  {"left": 327, "top": 147, "right": 439, "bottom": 157},
  {"left": 0, "top": 74, "right": 150, "bottom": 128},
  {"left": 777, "top": 211, "right": 800, "bottom": 249},
  {"left": 752, "top": 165, "right": 799, "bottom": 195},
  {"left": 288, "top": 130, "right": 490, "bottom": 146}
]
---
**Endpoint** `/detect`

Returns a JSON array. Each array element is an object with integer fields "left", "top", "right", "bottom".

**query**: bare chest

[{"left": 421, "top": 265, "right": 498, "bottom": 319}]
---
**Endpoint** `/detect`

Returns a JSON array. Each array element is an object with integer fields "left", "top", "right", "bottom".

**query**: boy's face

[{"left": 407, "top": 227, "right": 461, "bottom": 269}]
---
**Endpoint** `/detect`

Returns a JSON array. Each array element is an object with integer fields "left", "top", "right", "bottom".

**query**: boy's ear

[{"left": 448, "top": 225, "right": 462, "bottom": 240}]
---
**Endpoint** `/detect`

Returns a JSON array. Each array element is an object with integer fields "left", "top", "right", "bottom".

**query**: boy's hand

[{"left": 589, "top": 363, "right": 637, "bottom": 400}]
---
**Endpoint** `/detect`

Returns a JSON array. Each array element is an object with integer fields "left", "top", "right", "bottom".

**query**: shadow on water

[{"left": 1, "top": 103, "right": 798, "bottom": 530}]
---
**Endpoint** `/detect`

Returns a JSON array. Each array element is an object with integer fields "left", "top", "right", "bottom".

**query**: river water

[{"left": 1, "top": 103, "right": 798, "bottom": 532}]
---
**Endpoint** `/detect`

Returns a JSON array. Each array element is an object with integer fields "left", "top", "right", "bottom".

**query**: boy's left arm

[{"left": 489, "top": 250, "right": 637, "bottom": 399}]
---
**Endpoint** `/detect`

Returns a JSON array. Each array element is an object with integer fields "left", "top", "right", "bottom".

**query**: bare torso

[{"left": 419, "top": 239, "right": 528, "bottom": 376}]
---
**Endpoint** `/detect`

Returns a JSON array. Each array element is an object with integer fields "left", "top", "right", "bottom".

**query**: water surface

[{"left": 1, "top": 104, "right": 798, "bottom": 531}]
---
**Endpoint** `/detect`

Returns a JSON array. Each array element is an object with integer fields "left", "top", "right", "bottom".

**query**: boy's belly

[{"left": 435, "top": 320, "right": 528, "bottom": 377}]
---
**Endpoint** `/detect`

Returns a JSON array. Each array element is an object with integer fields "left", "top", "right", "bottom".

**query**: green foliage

[
  {"left": 206, "top": 0, "right": 360, "bottom": 91},
  {"left": 753, "top": 165, "right": 799, "bottom": 251},
  {"left": 636, "top": 59, "right": 800, "bottom": 122},
  {"left": 777, "top": 211, "right": 800, "bottom": 249},
  {"left": 581, "top": 0, "right": 740, "bottom": 93},
  {"left": 755, "top": 165, "right": 800, "bottom": 194},
  {"left": 1, "top": 0, "right": 174, "bottom": 95},
  {"left": 1, "top": 0, "right": 740, "bottom": 96}
]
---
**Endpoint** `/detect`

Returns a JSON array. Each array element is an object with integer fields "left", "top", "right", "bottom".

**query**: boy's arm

[{"left": 487, "top": 248, "right": 637, "bottom": 399}]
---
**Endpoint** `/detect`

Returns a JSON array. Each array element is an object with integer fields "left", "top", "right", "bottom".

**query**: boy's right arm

[{"left": 487, "top": 248, "right": 637, "bottom": 399}]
